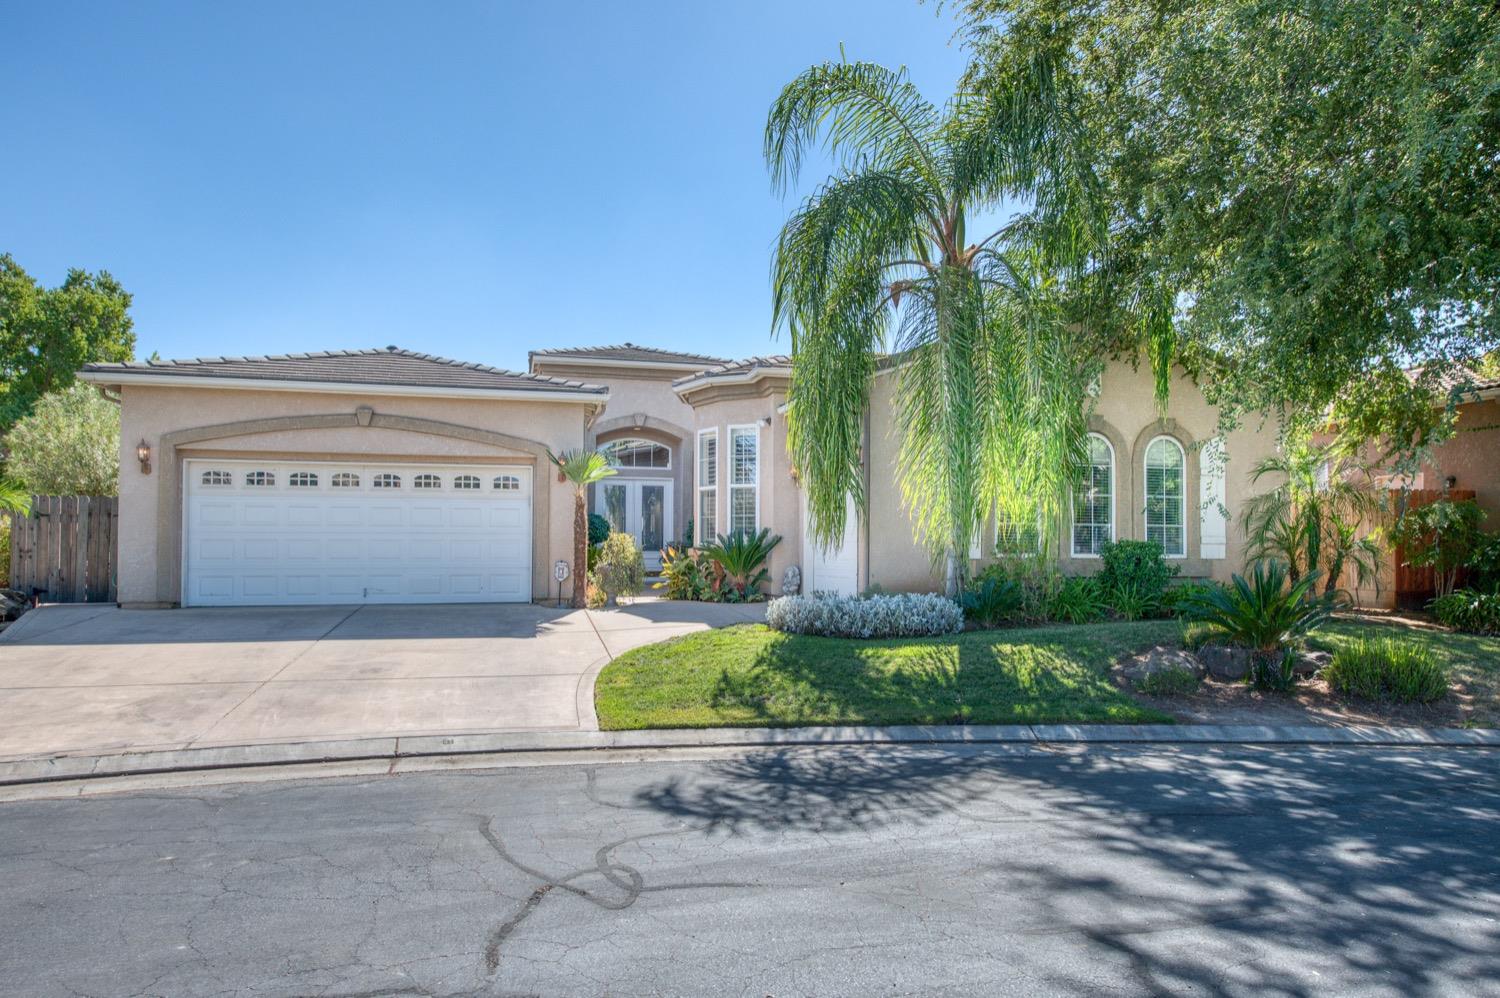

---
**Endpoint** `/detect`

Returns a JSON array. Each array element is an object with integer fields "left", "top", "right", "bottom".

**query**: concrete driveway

[{"left": 0, "top": 599, "right": 763, "bottom": 761}]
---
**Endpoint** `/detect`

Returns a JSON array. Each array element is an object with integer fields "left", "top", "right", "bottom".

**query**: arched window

[
  {"left": 493, "top": 474, "right": 521, "bottom": 492},
  {"left": 602, "top": 438, "right": 671, "bottom": 469},
  {"left": 1144, "top": 436, "right": 1186, "bottom": 557},
  {"left": 200, "top": 470, "right": 232, "bottom": 486},
  {"left": 413, "top": 473, "right": 442, "bottom": 489},
  {"left": 332, "top": 472, "right": 360, "bottom": 488},
  {"left": 373, "top": 473, "right": 401, "bottom": 489},
  {"left": 453, "top": 475, "right": 481, "bottom": 490},
  {"left": 1072, "top": 434, "right": 1114, "bottom": 556},
  {"left": 289, "top": 471, "right": 318, "bottom": 488},
  {"left": 245, "top": 471, "right": 275, "bottom": 487}
]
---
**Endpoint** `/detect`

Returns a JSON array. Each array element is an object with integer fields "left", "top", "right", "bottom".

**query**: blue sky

[{"left": 4, "top": 1, "right": 980, "bottom": 371}]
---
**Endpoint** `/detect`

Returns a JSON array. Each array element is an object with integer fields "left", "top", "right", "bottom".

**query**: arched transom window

[
  {"left": 1072, "top": 434, "right": 1114, "bottom": 556},
  {"left": 289, "top": 472, "right": 318, "bottom": 488},
  {"left": 453, "top": 474, "right": 481, "bottom": 490},
  {"left": 200, "top": 470, "right": 232, "bottom": 486},
  {"left": 332, "top": 472, "right": 360, "bottom": 488},
  {"left": 373, "top": 473, "right": 401, "bottom": 489},
  {"left": 603, "top": 438, "right": 671, "bottom": 469},
  {"left": 413, "top": 473, "right": 442, "bottom": 490},
  {"left": 494, "top": 474, "right": 521, "bottom": 492},
  {"left": 1144, "top": 436, "right": 1186, "bottom": 557},
  {"left": 245, "top": 471, "right": 275, "bottom": 487}
]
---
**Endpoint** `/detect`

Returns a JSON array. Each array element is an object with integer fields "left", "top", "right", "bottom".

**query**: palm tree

[
  {"left": 0, "top": 481, "right": 30, "bottom": 516},
  {"left": 548, "top": 448, "right": 616, "bottom": 608},
  {"left": 766, "top": 55, "right": 1141, "bottom": 595},
  {"left": 1242, "top": 439, "right": 1385, "bottom": 597}
]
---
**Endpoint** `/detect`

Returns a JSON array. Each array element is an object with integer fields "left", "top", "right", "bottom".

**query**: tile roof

[
  {"left": 672, "top": 355, "right": 793, "bottom": 387},
  {"left": 529, "top": 342, "right": 732, "bottom": 366},
  {"left": 1406, "top": 362, "right": 1500, "bottom": 396},
  {"left": 80, "top": 347, "right": 607, "bottom": 394}
]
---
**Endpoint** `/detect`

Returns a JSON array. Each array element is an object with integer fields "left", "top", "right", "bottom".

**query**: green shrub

[
  {"left": 1177, "top": 561, "right": 1336, "bottom": 690},
  {"left": 959, "top": 573, "right": 1024, "bottom": 627},
  {"left": 587, "top": 513, "right": 610, "bottom": 547},
  {"left": 593, "top": 532, "right": 645, "bottom": 606},
  {"left": 1048, "top": 575, "right": 1106, "bottom": 623},
  {"left": 1178, "top": 620, "right": 1219, "bottom": 651},
  {"left": 655, "top": 545, "right": 714, "bottom": 601},
  {"left": 1098, "top": 540, "right": 1177, "bottom": 607},
  {"left": 1430, "top": 589, "right": 1500, "bottom": 635},
  {"left": 701, "top": 528, "right": 781, "bottom": 601},
  {"left": 1467, "top": 533, "right": 1500, "bottom": 591},
  {"left": 1136, "top": 667, "right": 1201, "bottom": 696},
  {"left": 1324, "top": 637, "right": 1448, "bottom": 703},
  {"left": 1105, "top": 580, "right": 1158, "bottom": 621},
  {"left": 1162, "top": 580, "right": 1224, "bottom": 617}
]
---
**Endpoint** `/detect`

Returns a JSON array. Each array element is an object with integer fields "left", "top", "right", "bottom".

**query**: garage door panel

[{"left": 184, "top": 461, "right": 532, "bottom": 606}]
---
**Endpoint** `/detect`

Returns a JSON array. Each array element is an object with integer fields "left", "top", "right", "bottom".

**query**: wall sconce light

[
  {"left": 758, "top": 416, "right": 772, "bottom": 427},
  {"left": 1444, "top": 475, "right": 1458, "bottom": 490},
  {"left": 136, "top": 439, "right": 152, "bottom": 475}
]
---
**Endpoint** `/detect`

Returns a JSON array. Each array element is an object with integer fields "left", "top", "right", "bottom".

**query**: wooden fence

[
  {"left": 5, "top": 496, "right": 118, "bottom": 603},
  {"left": 1391, "top": 488, "right": 1477, "bottom": 608}
]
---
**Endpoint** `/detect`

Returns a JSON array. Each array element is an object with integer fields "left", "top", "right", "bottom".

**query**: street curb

[{"left": 0, "top": 723, "right": 1496, "bottom": 787}]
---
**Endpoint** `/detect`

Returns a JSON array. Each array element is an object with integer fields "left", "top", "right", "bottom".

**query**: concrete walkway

[{"left": 0, "top": 599, "right": 764, "bottom": 762}]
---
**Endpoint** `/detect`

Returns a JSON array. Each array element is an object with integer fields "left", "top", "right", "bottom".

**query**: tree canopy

[
  {"left": 0, "top": 254, "right": 134, "bottom": 431},
  {"left": 960, "top": 0, "right": 1500, "bottom": 435},
  {"left": 5, "top": 383, "right": 121, "bottom": 496}
]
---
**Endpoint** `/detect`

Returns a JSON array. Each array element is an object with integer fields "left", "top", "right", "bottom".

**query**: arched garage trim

[{"left": 154, "top": 408, "right": 554, "bottom": 605}]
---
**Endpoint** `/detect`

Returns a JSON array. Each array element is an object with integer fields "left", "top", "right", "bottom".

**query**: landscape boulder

[
  {"left": 1195, "top": 642, "right": 1255, "bottom": 681},
  {"left": 1118, "top": 645, "right": 1206, "bottom": 686}
]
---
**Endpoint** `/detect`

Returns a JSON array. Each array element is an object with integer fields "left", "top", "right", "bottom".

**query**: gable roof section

[
  {"left": 79, "top": 347, "right": 609, "bottom": 401},
  {"left": 672, "top": 355, "right": 792, "bottom": 394},
  {"left": 529, "top": 342, "right": 731, "bottom": 371}
]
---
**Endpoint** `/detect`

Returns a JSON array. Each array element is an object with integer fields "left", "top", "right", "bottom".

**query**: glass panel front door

[
  {"left": 640, "top": 485, "right": 665, "bottom": 556},
  {"left": 593, "top": 479, "right": 672, "bottom": 573}
]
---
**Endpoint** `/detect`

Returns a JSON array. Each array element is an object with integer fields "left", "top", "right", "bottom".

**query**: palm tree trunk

[{"left": 572, "top": 491, "right": 587, "bottom": 609}]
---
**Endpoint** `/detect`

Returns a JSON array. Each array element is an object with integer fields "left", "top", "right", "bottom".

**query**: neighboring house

[
  {"left": 1345, "top": 365, "right": 1500, "bottom": 608},
  {"left": 80, "top": 343, "right": 1283, "bottom": 608}
]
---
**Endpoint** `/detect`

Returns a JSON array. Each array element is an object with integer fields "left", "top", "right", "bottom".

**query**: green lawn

[
  {"left": 1314, "top": 617, "right": 1500, "bottom": 727},
  {"left": 594, "top": 620, "right": 1180, "bottom": 730}
]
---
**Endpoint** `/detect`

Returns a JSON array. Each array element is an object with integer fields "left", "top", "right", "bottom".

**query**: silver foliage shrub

[{"left": 766, "top": 592, "right": 963, "bottom": 638}]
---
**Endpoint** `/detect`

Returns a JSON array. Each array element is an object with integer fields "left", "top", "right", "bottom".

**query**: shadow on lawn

[
  {"left": 634, "top": 743, "right": 1500, "bottom": 994},
  {"left": 706, "top": 626, "right": 1162, "bottom": 726}
]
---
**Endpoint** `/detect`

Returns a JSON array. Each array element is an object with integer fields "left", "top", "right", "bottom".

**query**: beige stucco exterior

[
  {"left": 113, "top": 384, "right": 592, "bottom": 607},
  {"left": 530, "top": 359, "right": 700, "bottom": 542},
  {"left": 97, "top": 345, "right": 1290, "bottom": 607},
  {"left": 667, "top": 358, "right": 1285, "bottom": 596},
  {"left": 678, "top": 376, "right": 802, "bottom": 589}
]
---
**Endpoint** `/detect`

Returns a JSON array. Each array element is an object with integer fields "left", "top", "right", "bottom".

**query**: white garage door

[{"left": 183, "top": 460, "right": 533, "bottom": 606}]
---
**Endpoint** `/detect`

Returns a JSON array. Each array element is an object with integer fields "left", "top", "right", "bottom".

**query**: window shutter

[{"left": 1200, "top": 437, "right": 1228, "bottom": 560}]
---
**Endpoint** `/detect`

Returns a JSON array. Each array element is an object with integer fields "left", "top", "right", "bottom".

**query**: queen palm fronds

[{"left": 767, "top": 53, "right": 1121, "bottom": 594}]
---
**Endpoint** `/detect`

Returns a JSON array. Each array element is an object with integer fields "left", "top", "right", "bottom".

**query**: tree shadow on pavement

[{"left": 632, "top": 743, "right": 1500, "bottom": 994}]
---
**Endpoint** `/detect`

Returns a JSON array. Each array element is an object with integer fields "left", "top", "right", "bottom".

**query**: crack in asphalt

[{"left": 475, "top": 813, "right": 753, "bottom": 976}]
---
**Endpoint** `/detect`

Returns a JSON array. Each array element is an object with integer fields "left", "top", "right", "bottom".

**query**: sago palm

[
  {"left": 766, "top": 54, "right": 1147, "bottom": 595},
  {"left": 548, "top": 448, "right": 616, "bottom": 608}
]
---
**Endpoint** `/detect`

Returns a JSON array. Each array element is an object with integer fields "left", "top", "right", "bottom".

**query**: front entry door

[{"left": 598, "top": 480, "right": 672, "bottom": 571}]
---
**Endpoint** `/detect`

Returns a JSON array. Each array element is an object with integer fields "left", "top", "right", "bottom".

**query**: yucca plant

[
  {"left": 1178, "top": 561, "right": 1338, "bottom": 689},
  {"left": 700, "top": 529, "right": 782, "bottom": 602},
  {"left": 548, "top": 448, "right": 616, "bottom": 608},
  {"left": 766, "top": 52, "right": 1150, "bottom": 596}
]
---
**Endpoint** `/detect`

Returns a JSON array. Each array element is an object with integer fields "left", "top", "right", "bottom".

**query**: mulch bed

[{"left": 1119, "top": 671, "right": 1473, "bottom": 728}]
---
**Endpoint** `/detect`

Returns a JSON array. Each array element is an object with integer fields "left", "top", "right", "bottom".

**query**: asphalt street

[{"left": 2, "top": 743, "right": 1498, "bottom": 997}]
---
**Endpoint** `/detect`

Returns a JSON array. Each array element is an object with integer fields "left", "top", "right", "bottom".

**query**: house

[
  {"left": 79, "top": 343, "right": 1283, "bottom": 608},
  {"left": 1347, "top": 365, "right": 1500, "bottom": 608}
]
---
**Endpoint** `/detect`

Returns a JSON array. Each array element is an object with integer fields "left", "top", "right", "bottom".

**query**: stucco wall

[
  {"left": 863, "top": 360, "right": 1285, "bottom": 592},
  {"left": 115, "top": 384, "right": 591, "bottom": 606},
  {"left": 684, "top": 385, "right": 801, "bottom": 593},
  {"left": 532, "top": 362, "right": 700, "bottom": 541}
]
